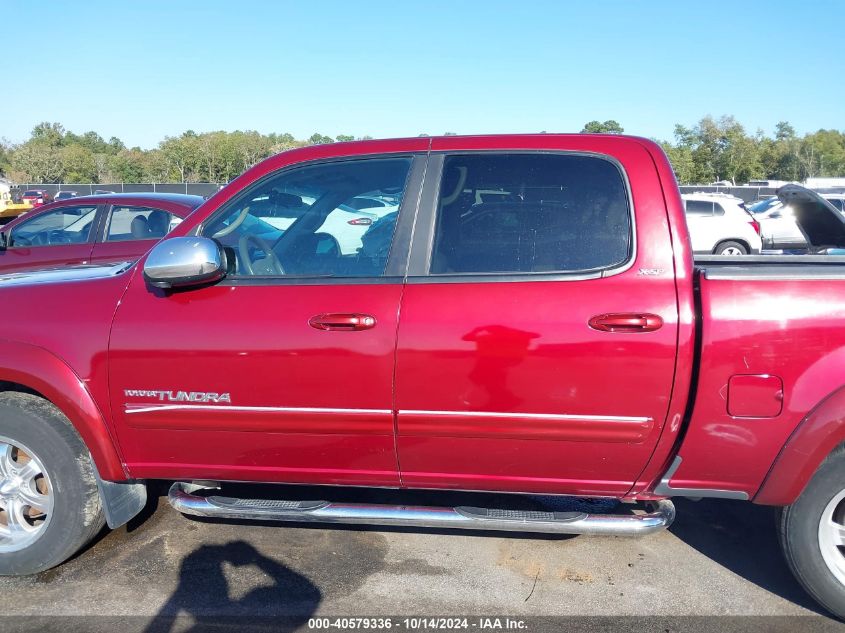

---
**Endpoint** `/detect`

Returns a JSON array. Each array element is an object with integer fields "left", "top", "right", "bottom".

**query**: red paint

[
  {"left": 107, "top": 277, "right": 403, "bottom": 486},
  {"left": 728, "top": 375, "right": 784, "bottom": 418},
  {"left": 0, "top": 134, "right": 841, "bottom": 506},
  {"left": 0, "top": 280, "right": 132, "bottom": 480},
  {"left": 0, "top": 194, "right": 200, "bottom": 273},
  {"left": 394, "top": 135, "right": 679, "bottom": 496},
  {"left": 663, "top": 275, "right": 845, "bottom": 499},
  {"left": 755, "top": 386, "right": 845, "bottom": 505}
]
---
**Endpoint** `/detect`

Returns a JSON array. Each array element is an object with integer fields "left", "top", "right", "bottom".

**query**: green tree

[
  {"left": 0, "top": 140, "right": 10, "bottom": 176},
  {"left": 107, "top": 149, "right": 147, "bottom": 183},
  {"left": 581, "top": 120, "right": 624, "bottom": 134},
  {"left": 30, "top": 122, "right": 66, "bottom": 147},
  {"left": 660, "top": 142, "right": 695, "bottom": 184},
  {"left": 160, "top": 134, "right": 200, "bottom": 182},
  {"left": 60, "top": 145, "right": 97, "bottom": 182},
  {"left": 799, "top": 129, "right": 845, "bottom": 177},
  {"left": 9, "top": 142, "right": 64, "bottom": 182},
  {"left": 307, "top": 133, "right": 335, "bottom": 145}
]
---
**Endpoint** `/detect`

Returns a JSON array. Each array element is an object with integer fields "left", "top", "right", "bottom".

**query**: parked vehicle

[
  {"left": 4, "top": 135, "right": 845, "bottom": 617},
  {"left": 824, "top": 193, "right": 845, "bottom": 213},
  {"left": 19, "top": 190, "right": 52, "bottom": 208},
  {"left": 681, "top": 192, "right": 762, "bottom": 254},
  {"left": 752, "top": 193, "right": 845, "bottom": 252},
  {"left": 53, "top": 191, "right": 79, "bottom": 201},
  {"left": 0, "top": 193, "right": 203, "bottom": 273},
  {"left": 0, "top": 185, "right": 32, "bottom": 224}
]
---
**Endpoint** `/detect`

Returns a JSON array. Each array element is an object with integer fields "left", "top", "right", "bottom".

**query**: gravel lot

[{"left": 0, "top": 484, "right": 842, "bottom": 632}]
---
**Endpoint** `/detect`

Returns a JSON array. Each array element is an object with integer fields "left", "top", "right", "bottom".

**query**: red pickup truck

[{"left": 2, "top": 134, "right": 845, "bottom": 616}]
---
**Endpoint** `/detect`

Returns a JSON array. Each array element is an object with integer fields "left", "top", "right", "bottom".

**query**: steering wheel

[
  {"left": 238, "top": 233, "right": 285, "bottom": 275},
  {"left": 213, "top": 205, "right": 251, "bottom": 238},
  {"left": 48, "top": 230, "right": 71, "bottom": 244}
]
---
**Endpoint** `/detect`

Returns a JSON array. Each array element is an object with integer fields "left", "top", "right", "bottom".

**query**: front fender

[
  {"left": 0, "top": 339, "right": 126, "bottom": 481},
  {"left": 755, "top": 384, "right": 845, "bottom": 506}
]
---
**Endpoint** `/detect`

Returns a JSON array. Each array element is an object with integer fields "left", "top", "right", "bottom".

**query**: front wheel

[
  {"left": 0, "top": 392, "right": 105, "bottom": 575},
  {"left": 780, "top": 448, "right": 845, "bottom": 618}
]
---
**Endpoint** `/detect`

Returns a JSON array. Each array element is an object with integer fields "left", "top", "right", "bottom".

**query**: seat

[
  {"left": 147, "top": 210, "right": 170, "bottom": 237},
  {"left": 130, "top": 216, "right": 150, "bottom": 239}
]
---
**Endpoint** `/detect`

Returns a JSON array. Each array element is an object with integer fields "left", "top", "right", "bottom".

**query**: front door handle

[
  {"left": 308, "top": 313, "right": 377, "bottom": 331},
  {"left": 588, "top": 313, "right": 663, "bottom": 333}
]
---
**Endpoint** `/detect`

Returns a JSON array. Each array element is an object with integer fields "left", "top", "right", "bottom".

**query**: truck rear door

[{"left": 394, "top": 137, "right": 680, "bottom": 496}]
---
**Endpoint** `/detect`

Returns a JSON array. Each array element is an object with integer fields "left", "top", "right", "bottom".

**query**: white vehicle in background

[
  {"left": 750, "top": 193, "right": 845, "bottom": 252},
  {"left": 247, "top": 191, "right": 397, "bottom": 255},
  {"left": 681, "top": 192, "right": 762, "bottom": 255}
]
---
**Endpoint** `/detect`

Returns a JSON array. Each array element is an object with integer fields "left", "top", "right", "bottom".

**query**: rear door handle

[
  {"left": 308, "top": 313, "right": 377, "bottom": 331},
  {"left": 588, "top": 313, "right": 663, "bottom": 333}
]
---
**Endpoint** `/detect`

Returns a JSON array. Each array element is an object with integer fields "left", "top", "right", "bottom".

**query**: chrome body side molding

[{"left": 653, "top": 456, "right": 749, "bottom": 500}]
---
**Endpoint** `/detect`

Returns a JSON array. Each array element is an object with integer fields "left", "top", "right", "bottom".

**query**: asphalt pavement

[{"left": 0, "top": 483, "right": 842, "bottom": 632}]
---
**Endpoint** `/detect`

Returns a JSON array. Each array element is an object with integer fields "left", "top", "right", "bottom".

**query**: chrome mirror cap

[{"left": 143, "top": 237, "right": 226, "bottom": 289}]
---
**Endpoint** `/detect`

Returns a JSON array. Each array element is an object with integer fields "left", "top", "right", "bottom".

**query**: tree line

[{"left": 1, "top": 117, "right": 843, "bottom": 185}]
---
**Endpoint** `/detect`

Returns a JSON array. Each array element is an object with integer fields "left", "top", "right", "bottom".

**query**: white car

[
  {"left": 249, "top": 192, "right": 395, "bottom": 255},
  {"left": 751, "top": 193, "right": 845, "bottom": 252},
  {"left": 682, "top": 192, "right": 762, "bottom": 255}
]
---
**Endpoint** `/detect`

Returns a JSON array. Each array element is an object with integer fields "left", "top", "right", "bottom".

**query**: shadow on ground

[
  {"left": 669, "top": 497, "right": 822, "bottom": 614},
  {"left": 143, "top": 539, "right": 321, "bottom": 633}
]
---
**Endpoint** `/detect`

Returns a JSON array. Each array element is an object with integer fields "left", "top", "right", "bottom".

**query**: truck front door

[{"left": 108, "top": 152, "right": 426, "bottom": 486}]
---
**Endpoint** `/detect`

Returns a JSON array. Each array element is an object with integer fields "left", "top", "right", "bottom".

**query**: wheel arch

[
  {"left": 0, "top": 339, "right": 126, "bottom": 482},
  {"left": 712, "top": 238, "right": 750, "bottom": 254},
  {"left": 755, "top": 384, "right": 845, "bottom": 506}
]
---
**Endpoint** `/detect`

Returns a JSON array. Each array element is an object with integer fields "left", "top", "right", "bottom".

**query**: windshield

[{"left": 748, "top": 198, "right": 780, "bottom": 215}]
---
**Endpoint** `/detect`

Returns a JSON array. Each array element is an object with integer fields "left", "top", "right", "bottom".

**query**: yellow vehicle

[{"left": 0, "top": 183, "right": 33, "bottom": 222}]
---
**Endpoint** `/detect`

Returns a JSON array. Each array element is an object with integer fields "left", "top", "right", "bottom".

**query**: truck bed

[{"left": 670, "top": 256, "right": 845, "bottom": 498}]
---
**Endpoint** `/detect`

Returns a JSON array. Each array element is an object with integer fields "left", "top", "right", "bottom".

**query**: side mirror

[
  {"left": 168, "top": 217, "right": 183, "bottom": 233},
  {"left": 0, "top": 230, "right": 7, "bottom": 251},
  {"left": 143, "top": 237, "right": 227, "bottom": 290}
]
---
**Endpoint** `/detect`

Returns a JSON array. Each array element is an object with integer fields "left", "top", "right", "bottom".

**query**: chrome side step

[{"left": 168, "top": 483, "right": 675, "bottom": 537}]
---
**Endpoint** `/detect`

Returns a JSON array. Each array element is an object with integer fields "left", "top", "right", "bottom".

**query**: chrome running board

[{"left": 168, "top": 483, "right": 675, "bottom": 537}]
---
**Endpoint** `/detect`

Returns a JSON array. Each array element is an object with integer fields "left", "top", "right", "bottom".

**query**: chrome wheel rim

[
  {"left": 720, "top": 246, "right": 744, "bottom": 256},
  {"left": 819, "top": 489, "right": 845, "bottom": 586},
  {"left": 0, "top": 437, "right": 53, "bottom": 553}
]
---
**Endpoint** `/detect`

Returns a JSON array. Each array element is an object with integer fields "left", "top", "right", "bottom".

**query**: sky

[{"left": 2, "top": 0, "right": 843, "bottom": 149}]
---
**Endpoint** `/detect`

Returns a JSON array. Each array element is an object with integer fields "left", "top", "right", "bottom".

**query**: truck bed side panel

[{"left": 671, "top": 270, "right": 845, "bottom": 497}]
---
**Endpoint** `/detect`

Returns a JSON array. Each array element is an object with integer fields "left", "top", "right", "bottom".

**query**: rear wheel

[
  {"left": 714, "top": 240, "right": 748, "bottom": 256},
  {"left": 780, "top": 448, "right": 845, "bottom": 618},
  {"left": 0, "top": 392, "right": 104, "bottom": 575}
]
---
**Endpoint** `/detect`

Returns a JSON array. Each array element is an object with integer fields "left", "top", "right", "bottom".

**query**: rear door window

[
  {"left": 685, "top": 200, "right": 714, "bottom": 216},
  {"left": 105, "top": 206, "right": 174, "bottom": 242},
  {"left": 429, "top": 153, "right": 632, "bottom": 274}
]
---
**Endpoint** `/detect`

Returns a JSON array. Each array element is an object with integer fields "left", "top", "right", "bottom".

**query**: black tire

[
  {"left": 779, "top": 447, "right": 845, "bottom": 618},
  {"left": 714, "top": 240, "right": 748, "bottom": 255},
  {"left": 0, "top": 392, "right": 104, "bottom": 575}
]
